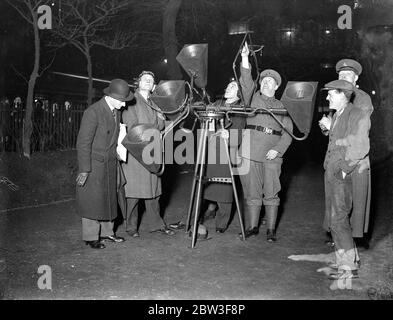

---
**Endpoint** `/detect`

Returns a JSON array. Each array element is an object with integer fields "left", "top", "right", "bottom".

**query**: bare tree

[
  {"left": 51, "top": 0, "right": 135, "bottom": 106},
  {"left": 6, "top": 0, "right": 54, "bottom": 158},
  {"left": 163, "top": 0, "right": 182, "bottom": 80}
]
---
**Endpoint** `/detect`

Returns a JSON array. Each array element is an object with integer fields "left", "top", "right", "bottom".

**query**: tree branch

[
  {"left": 6, "top": 0, "right": 33, "bottom": 25},
  {"left": 11, "top": 65, "right": 29, "bottom": 83},
  {"left": 38, "top": 52, "right": 57, "bottom": 77}
]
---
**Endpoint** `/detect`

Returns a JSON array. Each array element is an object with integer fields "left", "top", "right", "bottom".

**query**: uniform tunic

[{"left": 238, "top": 66, "right": 293, "bottom": 206}]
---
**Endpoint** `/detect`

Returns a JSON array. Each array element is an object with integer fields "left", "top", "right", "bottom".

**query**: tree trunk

[
  {"left": 86, "top": 52, "right": 93, "bottom": 106},
  {"left": 163, "top": 0, "right": 182, "bottom": 80},
  {"left": 0, "top": 35, "right": 8, "bottom": 99},
  {"left": 84, "top": 36, "right": 93, "bottom": 106},
  {"left": 23, "top": 10, "right": 40, "bottom": 158}
]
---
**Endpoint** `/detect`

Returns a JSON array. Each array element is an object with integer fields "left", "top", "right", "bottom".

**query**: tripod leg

[
  {"left": 222, "top": 136, "right": 246, "bottom": 240},
  {"left": 185, "top": 121, "right": 206, "bottom": 232},
  {"left": 191, "top": 122, "right": 209, "bottom": 248}
]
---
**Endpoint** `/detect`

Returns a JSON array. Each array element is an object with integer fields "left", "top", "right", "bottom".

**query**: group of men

[
  {"left": 75, "top": 42, "right": 372, "bottom": 284},
  {"left": 76, "top": 71, "right": 172, "bottom": 250}
]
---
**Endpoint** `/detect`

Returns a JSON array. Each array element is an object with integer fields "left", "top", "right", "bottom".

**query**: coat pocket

[{"left": 92, "top": 152, "right": 105, "bottom": 162}]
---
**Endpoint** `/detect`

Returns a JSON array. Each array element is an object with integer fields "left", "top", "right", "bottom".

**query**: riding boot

[
  {"left": 265, "top": 205, "right": 278, "bottom": 242},
  {"left": 241, "top": 204, "right": 261, "bottom": 238}
]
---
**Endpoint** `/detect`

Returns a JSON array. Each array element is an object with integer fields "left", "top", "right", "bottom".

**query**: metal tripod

[{"left": 185, "top": 112, "right": 246, "bottom": 248}]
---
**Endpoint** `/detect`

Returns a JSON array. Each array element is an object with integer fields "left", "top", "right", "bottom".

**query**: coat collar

[{"left": 256, "top": 91, "right": 276, "bottom": 102}]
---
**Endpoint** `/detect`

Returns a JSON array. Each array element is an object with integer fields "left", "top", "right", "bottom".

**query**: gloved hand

[{"left": 266, "top": 149, "right": 279, "bottom": 160}]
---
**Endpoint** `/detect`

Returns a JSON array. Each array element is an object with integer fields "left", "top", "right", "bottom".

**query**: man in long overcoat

[
  {"left": 76, "top": 79, "right": 133, "bottom": 249},
  {"left": 121, "top": 71, "right": 175, "bottom": 238}
]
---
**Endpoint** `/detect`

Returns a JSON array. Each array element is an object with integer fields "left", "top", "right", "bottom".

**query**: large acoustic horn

[
  {"left": 176, "top": 44, "right": 208, "bottom": 88},
  {"left": 280, "top": 81, "right": 318, "bottom": 135},
  {"left": 121, "top": 124, "right": 162, "bottom": 174},
  {"left": 150, "top": 80, "right": 186, "bottom": 120}
]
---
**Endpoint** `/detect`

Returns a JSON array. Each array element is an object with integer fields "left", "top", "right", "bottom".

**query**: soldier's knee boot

[{"left": 265, "top": 205, "right": 278, "bottom": 242}]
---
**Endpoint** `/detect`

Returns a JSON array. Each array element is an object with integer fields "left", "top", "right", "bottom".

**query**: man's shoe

[
  {"left": 127, "top": 230, "right": 140, "bottom": 238},
  {"left": 188, "top": 231, "right": 211, "bottom": 241},
  {"left": 328, "top": 269, "right": 359, "bottom": 280},
  {"left": 267, "top": 229, "right": 276, "bottom": 242},
  {"left": 169, "top": 221, "right": 186, "bottom": 230},
  {"left": 100, "top": 235, "right": 125, "bottom": 243},
  {"left": 150, "top": 226, "right": 176, "bottom": 236},
  {"left": 85, "top": 240, "right": 105, "bottom": 249},
  {"left": 239, "top": 227, "right": 259, "bottom": 239},
  {"left": 216, "top": 228, "right": 226, "bottom": 234}
]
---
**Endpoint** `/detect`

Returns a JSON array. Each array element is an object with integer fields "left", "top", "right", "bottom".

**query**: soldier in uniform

[
  {"left": 238, "top": 42, "right": 293, "bottom": 242},
  {"left": 320, "top": 79, "right": 369, "bottom": 281},
  {"left": 319, "top": 59, "right": 373, "bottom": 249}
]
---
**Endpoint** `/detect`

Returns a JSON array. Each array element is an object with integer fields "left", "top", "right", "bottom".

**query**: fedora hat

[{"left": 103, "top": 79, "right": 134, "bottom": 102}]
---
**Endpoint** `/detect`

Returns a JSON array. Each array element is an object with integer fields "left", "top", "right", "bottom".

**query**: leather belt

[{"left": 246, "top": 125, "right": 282, "bottom": 136}]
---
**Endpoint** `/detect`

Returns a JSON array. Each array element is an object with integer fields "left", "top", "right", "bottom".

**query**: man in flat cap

[
  {"left": 237, "top": 42, "right": 293, "bottom": 242},
  {"left": 321, "top": 79, "right": 370, "bottom": 283},
  {"left": 319, "top": 58, "right": 373, "bottom": 249},
  {"left": 76, "top": 79, "right": 133, "bottom": 249}
]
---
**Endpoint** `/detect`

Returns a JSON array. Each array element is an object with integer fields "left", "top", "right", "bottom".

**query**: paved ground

[{"left": 0, "top": 157, "right": 392, "bottom": 300}]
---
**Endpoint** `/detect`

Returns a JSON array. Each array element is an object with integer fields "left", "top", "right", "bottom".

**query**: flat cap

[
  {"left": 336, "top": 59, "right": 362, "bottom": 75},
  {"left": 322, "top": 79, "right": 355, "bottom": 92},
  {"left": 260, "top": 69, "right": 281, "bottom": 87}
]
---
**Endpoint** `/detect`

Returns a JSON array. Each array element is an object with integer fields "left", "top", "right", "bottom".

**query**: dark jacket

[
  {"left": 323, "top": 103, "right": 369, "bottom": 232},
  {"left": 204, "top": 99, "right": 246, "bottom": 203},
  {"left": 76, "top": 97, "right": 120, "bottom": 220}
]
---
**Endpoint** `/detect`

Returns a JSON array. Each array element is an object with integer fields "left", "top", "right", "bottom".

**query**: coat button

[{"left": 107, "top": 130, "right": 110, "bottom": 134}]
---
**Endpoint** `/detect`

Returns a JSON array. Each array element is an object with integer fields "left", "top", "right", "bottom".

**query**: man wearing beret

[
  {"left": 237, "top": 42, "right": 293, "bottom": 242},
  {"left": 76, "top": 79, "right": 133, "bottom": 249},
  {"left": 319, "top": 59, "right": 373, "bottom": 249},
  {"left": 321, "top": 79, "right": 370, "bottom": 282}
]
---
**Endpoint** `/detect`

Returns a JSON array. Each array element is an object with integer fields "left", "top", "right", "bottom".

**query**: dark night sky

[{"left": 1, "top": 0, "right": 392, "bottom": 103}]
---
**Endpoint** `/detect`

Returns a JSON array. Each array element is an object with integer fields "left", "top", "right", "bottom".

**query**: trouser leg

[
  {"left": 262, "top": 162, "right": 281, "bottom": 207},
  {"left": 126, "top": 198, "right": 139, "bottom": 232},
  {"left": 100, "top": 221, "right": 114, "bottom": 237},
  {"left": 215, "top": 201, "right": 232, "bottom": 230},
  {"left": 82, "top": 217, "right": 100, "bottom": 241},
  {"left": 327, "top": 171, "right": 358, "bottom": 270},
  {"left": 145, "top": 196, "right": 165, "bottom": 231},
  {"left": 240, "top": 159, "right": 263, "bottom": 229}
]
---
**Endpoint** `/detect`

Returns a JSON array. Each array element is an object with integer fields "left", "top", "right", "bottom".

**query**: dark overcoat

[
  {"left": 350, "top": 88, "right": 373, "bottom": 237},
  {"left": 76, "top": 97, "right": 120, "bottom": 221}
]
